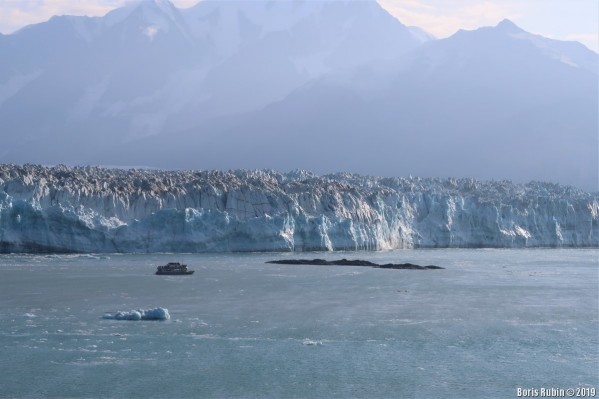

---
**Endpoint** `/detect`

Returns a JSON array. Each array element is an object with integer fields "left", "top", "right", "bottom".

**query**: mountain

[
  {"left": 0, "top": 165, "right": 597, "bottom": 253},
  {"left": 0, "top": 1, "right": 596, "bottom": 191},
  {"left": 0, "top": 0, "right": 427, "bottom": 162},
  {"left": 179, "top": 18, "right": 597, "bottom": 190}
]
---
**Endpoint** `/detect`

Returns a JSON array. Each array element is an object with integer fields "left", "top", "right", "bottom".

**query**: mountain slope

[
  {"left": 0, "top": 3, "right": 596, "bottom": 190},
  {"left": 0, "top": 0, "right": 428, "bottom": 164},
  {"left": 194, "top": 19, "right": 597, "bottom": 190}
]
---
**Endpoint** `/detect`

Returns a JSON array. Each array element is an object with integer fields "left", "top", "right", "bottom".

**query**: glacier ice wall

[{"left": 0, "top": 165, "right": 596, "bottom": 253}]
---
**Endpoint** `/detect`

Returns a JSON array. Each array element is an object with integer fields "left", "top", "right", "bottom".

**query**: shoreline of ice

[{"left": 0, "top": 165, "right": 597, "bottom": 253}]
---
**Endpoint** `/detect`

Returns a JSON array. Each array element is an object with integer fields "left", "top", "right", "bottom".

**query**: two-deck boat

[{"left": 155, "top": 262, "right": 194, "bottom": 275}]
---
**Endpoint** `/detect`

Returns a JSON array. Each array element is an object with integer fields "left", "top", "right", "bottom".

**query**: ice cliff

[{"left": 0, "top": 165, "right": 596, "bottom": 253}]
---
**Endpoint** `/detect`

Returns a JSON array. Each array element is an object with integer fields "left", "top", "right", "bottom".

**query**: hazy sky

[{"left": 0, "top": 0, "right": 597, "bottom": 52}]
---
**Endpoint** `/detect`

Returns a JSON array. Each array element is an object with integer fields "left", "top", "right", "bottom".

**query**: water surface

[{"left": 1, "top": 249, "right": 597, "bottom": 398}]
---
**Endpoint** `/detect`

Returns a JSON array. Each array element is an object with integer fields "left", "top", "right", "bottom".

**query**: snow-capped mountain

[
  {"left": 190, "top": 18, "right": 597, "bottom": 190},
  {"left": 0, "top": 1, "right": 596, "bottom": 191},
  {"left": 0, "top": 165, "right": 596, "bottom": 253}
]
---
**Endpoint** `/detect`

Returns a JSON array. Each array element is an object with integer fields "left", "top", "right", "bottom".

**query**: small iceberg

[
  {"left": 302, "top": 338, "right": 323, "bottom": 346},
  {"left": 103, "top": 307, "right": 170, "bottom": 321}
]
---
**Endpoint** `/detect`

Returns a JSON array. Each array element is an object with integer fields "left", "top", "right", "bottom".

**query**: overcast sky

[{"left": 0, "top": 0, "right": 597, "bottom": 52}]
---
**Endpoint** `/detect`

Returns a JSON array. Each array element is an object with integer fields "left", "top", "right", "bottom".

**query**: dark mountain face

[
  {"left": 0, "top": 1, "right": 596, "bottom": 190},
  {"left": 0, "top": 0, "right": 427, "bottom": 159},
  {"left": 176, "top": 19, "right": 597, "bottom": 190}
]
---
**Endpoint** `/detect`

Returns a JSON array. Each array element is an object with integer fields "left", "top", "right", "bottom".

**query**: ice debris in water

[
  {"left": 302, "top": 339, "right": 323, "bottom": 346},
  {"left": 103, "top": 307, "right": 170, "bottom": 321}
]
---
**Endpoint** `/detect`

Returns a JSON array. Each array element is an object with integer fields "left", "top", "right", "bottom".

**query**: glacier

[{"left": 0, "top": 164, "right": 596, "bottom": 253}]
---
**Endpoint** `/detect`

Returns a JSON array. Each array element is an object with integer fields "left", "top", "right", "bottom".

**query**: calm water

[{"left": 0, "top": 249, "right": 597, "bottom": 398}]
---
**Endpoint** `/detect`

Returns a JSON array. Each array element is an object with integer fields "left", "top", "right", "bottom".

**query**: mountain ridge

[{"left": 0, "top": 2, "right": 596, "bottom": 190}]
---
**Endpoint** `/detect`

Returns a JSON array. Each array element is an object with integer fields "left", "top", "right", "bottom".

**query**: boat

[{"left": 155, "top": 262, "right": 194, "bottom": 275}]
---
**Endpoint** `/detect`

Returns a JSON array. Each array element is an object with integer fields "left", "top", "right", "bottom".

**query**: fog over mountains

[{"left": 1, "top": 0, "right": 597, "bottom": 191}]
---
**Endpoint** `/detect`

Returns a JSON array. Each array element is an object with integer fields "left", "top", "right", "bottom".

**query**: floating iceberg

[
  {"left": 302, "top": 339, "right": 323, "bottom": 346},
  {"left": 103, "top": 307, "right": 170, "bottom": 321}
]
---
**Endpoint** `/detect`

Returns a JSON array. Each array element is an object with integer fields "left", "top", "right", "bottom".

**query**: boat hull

[{"left": 155, "top": 271, "right": 195, "bottom": 275}]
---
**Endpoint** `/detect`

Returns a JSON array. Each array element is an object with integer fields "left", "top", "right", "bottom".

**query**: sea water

[{"left": 0, "top": 249, "right": 597, "bottom": 398}]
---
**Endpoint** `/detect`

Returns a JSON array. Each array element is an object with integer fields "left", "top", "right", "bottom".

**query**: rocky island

[{"left": 266, "top": 259, "right": 444, "bottom": 270}]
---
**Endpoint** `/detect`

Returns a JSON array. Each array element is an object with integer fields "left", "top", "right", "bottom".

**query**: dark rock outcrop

[{"left": 266, "top": 258, "right": 443, "bottom": 270}]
